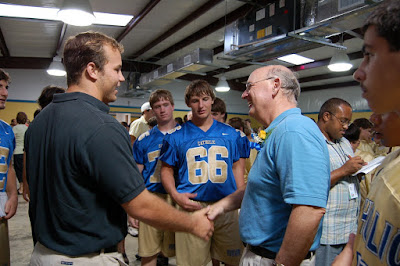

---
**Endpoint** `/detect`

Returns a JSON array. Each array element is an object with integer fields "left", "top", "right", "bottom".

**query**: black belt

[
  {"left": 247, "top": 244, "right": 314, "bottom": 260},
  {"left": 97, "top": 245, "right": 118, "bottom": 254}
]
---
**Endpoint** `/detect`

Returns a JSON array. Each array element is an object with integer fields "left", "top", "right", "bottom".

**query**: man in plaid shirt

[{"left": 316, "top": 98, "right": 366, "bottom": 265}]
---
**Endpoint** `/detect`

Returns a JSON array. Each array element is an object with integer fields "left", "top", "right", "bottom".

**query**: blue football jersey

[
  {"left": 0, "top": 120, "right": 15, "bottom": 192},
  {"left": 160, "top": 120, "right": 240, "bottom": 202},
  {"left": 133, "top": 126, "right": 167, "bottom": 194}
]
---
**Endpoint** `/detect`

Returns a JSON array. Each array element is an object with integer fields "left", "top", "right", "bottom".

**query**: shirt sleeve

[
  {"left": 237, "top": 130, "right": 250, "bottom": 158},
  {"left": 159, "top": 134, "right": 178, "bottom": 167},
  {"left": 275, "top": 130, "right": 330, "bottom": 208},
  {"left": 83, "top": 123, "right": 145, "bottom": 204},
  {"left": 132, "top": 137, "right": 145, "bottom": 165}
]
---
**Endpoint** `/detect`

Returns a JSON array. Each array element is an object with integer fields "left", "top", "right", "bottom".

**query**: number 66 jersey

[{"left": 160, "top": 120, "right": 241, "bottom": 202}]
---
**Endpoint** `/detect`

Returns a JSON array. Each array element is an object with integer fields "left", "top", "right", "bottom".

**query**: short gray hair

[{"left": 268, "top": 66, "right": 300, "bottom": 103}]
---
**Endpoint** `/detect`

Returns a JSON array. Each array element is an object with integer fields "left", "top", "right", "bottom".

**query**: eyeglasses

[
  {"left": 245, "top": 77, "right": 275, "bottom": 93},
  {"left": 328, "top": 112, "right": 350, "bottom": 126}
]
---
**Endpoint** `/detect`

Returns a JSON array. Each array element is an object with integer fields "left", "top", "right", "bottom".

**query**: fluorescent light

[
  {"left": 0, "top": 4, "right": 58, "bottom": 20},
  {"left": 0, "top": 3, "right": 133, "bottom": 27},
  {"left": 93, "top": 12, "right": 133, "bottom": 27},
  {"left": 277, "top": 54, "right": 315, "bottom": 65}
]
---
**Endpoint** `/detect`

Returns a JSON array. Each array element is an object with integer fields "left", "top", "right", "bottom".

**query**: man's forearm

[
  {"left": 122, "top": 189, "right": 212, "bottom": 240},
  {"left": 160, "top": 164, "right": 178, "bottom": 198},
  {"left": 233, "top": 159, "right": 245, "bottom": 189},
  {"left": 275, "top": 205, "right": 325, "bottom": 266},
  {"left": 6, "top": 165, "right": 17, "bottom": 198},
  {"left": 331, "top": 168, "right": 346, "bottom": 186},
  {"left": 123, "top": 190, "right": 191, "bottom": 231},
  {"left": 207, "top": 185, "right": 245, "bottom": 220}
]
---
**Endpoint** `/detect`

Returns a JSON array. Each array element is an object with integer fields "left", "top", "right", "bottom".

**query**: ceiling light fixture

[
  {"left": 328, "top": 33, "right": 353, "bottom": 72},
  {"left": 0, "top": 3, "right": 133, "bottom": 26},
  {"left": 57, "top": 0, "right": 95, "bottom": 26},
  {"left": 47, "top": 56, "right": 66, "bottom": 77},
  {"left": 215, "top": 76, "right": 230, "bottom": 92},
  {"left": 277, "top": 54, "right": 314, "bottom": 65},
  {"left": 327, "top": 50, "right": 353, "bottom": 72}
]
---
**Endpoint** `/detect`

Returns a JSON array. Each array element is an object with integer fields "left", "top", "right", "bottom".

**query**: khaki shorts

[
  {"left": 30, "top": 242, "right": 127, "bottom": 266},
  {"left": 0, "top": 219, "right": 10, "bottom": 265},
  {"left": 138, "top": 192, "right": 175, "bottom": 257},
  {"left": 175, "top": 202, "right": 243, "bottom": 266}
]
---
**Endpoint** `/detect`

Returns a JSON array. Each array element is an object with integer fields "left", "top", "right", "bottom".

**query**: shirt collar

[{"left": 53, "top": 92, "right": 110, "bottom": 113}]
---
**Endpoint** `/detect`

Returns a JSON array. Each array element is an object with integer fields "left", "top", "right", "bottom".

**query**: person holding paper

[
  {"left": 315, "top": 98, "right": 366, "bottom": 265},
  {"left": 0, "top": 68, "right": 18, "bottom": 266}
]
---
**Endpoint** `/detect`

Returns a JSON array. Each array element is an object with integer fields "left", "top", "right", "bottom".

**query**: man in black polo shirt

[{"left": 25, "top": 31, "right": 213, "bottom": 265}]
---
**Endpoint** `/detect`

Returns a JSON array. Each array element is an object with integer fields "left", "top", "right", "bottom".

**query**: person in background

[
  {"left": 316, "top": 98, "right": 365, "bottom": 266},
  {"left": 352, "top": 118, "right": 374, "bottom": 155},
  {"left": 343, "top": 123, "right": 361, "bottom": 153},
  {"left": 174, "top": 117, "right": 183, "bottom": 125},
  {"left": 147, "top": 116, "right": 158, "bottom": 130},
  {"left": 12, "top": 112, "right": 28, "bottom": 194},
  {"left": 10, "top": 119, "right": 16, "bottom": 127},
  {"left": 186, "top": 110, "right": 192, "bottom": 121},
  {"left": 132, "top": 89, "right": 177, "bottom": 266},
  {"left": 228, "top": 117, "right": 259, "bottom": 183},
  {"left": 0, "top": 68, "right": 18, "bottom": 266},
  {"left": 160, "top": 80, "right": 245, "bottom": 266},
  {"left": 211, "top": 97, "right": 227, "bottom": 123},
  {"left": 120, "top": 121, "right": 129, "bottom": 131},
  {"left": 129, "top": 102, "right": 155, "bottom": 145}
]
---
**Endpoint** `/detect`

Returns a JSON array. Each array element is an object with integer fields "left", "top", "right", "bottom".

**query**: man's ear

[
  {"left": 86, "top": 62, "right": 99, "bottom": 81},
  {"left": 323, "top": 112, "right": 331, "bottom": 122},
  {"left": 271, "top": 78, "right": 280, "bottom": 96}
]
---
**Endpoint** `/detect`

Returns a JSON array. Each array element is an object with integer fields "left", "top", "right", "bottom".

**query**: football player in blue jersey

[
  {"left": 0, "top": 68, "right": 18, "bottom": 265},
  {"left": 132, "top": 89, "right": 177, "bottom": 266},
  {"left": 160, "top": 80, "right": 244, "bottom": 266}
]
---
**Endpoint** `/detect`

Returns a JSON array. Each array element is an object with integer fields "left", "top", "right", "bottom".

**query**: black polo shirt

[{"left": 25, "top": 92, "right": 145, "bottom": 256}]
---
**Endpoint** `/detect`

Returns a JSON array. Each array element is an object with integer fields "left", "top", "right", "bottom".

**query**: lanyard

[{"left": 330, "top": 141, "right": 348, "bottom": 165}]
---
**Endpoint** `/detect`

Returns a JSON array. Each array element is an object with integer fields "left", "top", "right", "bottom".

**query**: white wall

[
  {"left": 4, "top": 68, "right": 369, "bottom": 114},
  {"left": 4, "top": 68, "right": 251, "bottom": 114},
  {"left": 298, "top": 86, "right": 370, "bottom": 113}
]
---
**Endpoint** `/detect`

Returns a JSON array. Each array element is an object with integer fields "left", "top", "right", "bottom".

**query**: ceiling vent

[
  {"left": 119, "top": 71, "right": 148, "bottom": 98},
  {"left": 222, "top": 0, "right": 382, "bottom": 62},
  {"left": 139, "top": 48, "right": 213, "bottom": 87}
]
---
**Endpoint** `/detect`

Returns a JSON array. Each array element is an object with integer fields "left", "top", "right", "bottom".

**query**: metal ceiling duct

[
  {"left": 139, "top": 48, "right": 213, "bottom": 87},
  {"left": 223, "top": 0, "right": 382, "bottom": 62}
]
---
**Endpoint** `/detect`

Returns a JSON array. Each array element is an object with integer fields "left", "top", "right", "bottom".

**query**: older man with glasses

[
  {"left": 316, "top": 98, "right": 366, "bottom": 265},
  {"left": 207, "top": 65, "right": 331, "bottom": 266}
]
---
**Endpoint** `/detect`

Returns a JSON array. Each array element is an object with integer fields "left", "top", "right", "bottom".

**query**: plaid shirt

[{"left": 320, "top": 136, "right": 360, "bottom": 245}]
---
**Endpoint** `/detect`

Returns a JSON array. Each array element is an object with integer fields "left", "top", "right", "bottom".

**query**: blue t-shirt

[
  {"left": 239, "top": 108, "right": 330, "bottom": 252},
  {"left": 133, "top": 125, "right": 168, "bottom": 194},
  {"left": 0, "top": 120, "right": 15, "bottom": 192},
  {"left": 160, "top": 120, "right": 240, "bottom": 202}
]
